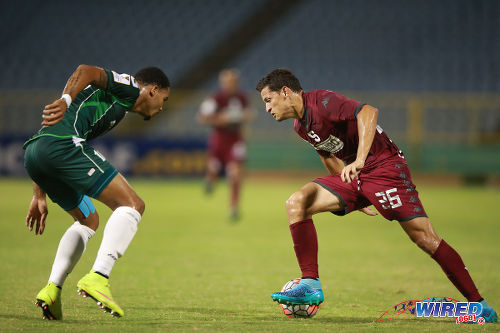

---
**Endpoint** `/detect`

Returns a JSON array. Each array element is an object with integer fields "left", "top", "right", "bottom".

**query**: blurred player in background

[
  {"left": 198, "top": 69, "right": 254, "bottom": 221},
  {"left": 256, "top": 68, "right": 497, "bottom": 323},
  {"left": 24, "top": 64, "right": 170, "bottom": 320}
]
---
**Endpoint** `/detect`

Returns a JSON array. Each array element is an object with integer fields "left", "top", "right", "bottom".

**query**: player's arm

[
  {"left": 320, "top": 153, "right": 377, "bottom": 216},
  {"left": 197, "top": 111, "right": 228, "bottom": 127},
  {"left": 319, "top": 154, "right": 344, "bottom": 174},
  {"left": 197, "top": 98, "right": 228, "bottom": 127},
  {"left": 42, "top": 65, "right": 108, "bottom": 126},
  {"left": 341, "top": 104, "right": 379, "bottom": 184},
  {"left": 26, "top": 182, "right": 48, "bottom": 235}
]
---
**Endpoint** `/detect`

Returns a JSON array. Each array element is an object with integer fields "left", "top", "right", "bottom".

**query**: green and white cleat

[
  {"left": 77, "top": 271, "right": 124, "bottom": 317},
  {"left": 35, "top": 282, "right": 62, "bottom": 320}
]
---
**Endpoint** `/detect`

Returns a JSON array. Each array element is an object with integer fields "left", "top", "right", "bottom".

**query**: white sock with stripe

[
  {"left": 92, "top": 206, "right": 141, "bottom": 276},
  {"left": 49, "top": 222, "right": 95, "bottom": 287}
]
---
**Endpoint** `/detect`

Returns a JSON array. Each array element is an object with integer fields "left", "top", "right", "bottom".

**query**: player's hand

[
  {"left": 214, "top": 110, "right": 232, "bottom": 127},
  {"left": 341, "top": 160, "right": 364, "bottom": 184},
  {"left": 224, "top": 107, "right": 244, "bottom": 124},
  {"left": 26, "top": 196, "right": 48, "bottom": 235},
  {"left": 359, "top": 206, "right": 378, "bottom": 216},
  {"left": 42, "top": 99, "right": 67, "bottom": 126}
]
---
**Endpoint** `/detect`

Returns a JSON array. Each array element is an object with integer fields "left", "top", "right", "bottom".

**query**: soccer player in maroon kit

[
  {"left": 198, "top": 69, "right": 253, "bottom": 220},
  {"left": 256, "top": 69, "right": 497, "bottom": 322}
]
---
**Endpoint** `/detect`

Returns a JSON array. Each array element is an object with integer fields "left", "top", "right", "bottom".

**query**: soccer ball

[{"left": 278, "top": 278, "right": 321, "bottom": 318}]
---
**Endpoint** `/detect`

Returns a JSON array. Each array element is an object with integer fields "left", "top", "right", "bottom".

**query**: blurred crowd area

[{"left": 0, "top": 0, "right": 499, "bottom": 176}]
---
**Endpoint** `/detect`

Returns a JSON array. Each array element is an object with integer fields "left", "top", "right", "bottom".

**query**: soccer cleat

[
  {"left": 271, "top": 278, "right": 324, "bottom": 305},
  {"left": 76, "top": 271, "right": 124, "bottom": 317},
  {"left": 35, "top": 282, "right": 62, "bottom": 320},
  {"left": 480, "top": 300, "right": 498, "bottom": 323}
]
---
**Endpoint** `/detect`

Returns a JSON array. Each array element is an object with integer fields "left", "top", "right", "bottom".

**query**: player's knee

[
  {"left": 411, "top": 234, "right": 426, "bottom": 249},
  {"left": 86, "top": 212, "right": 99, "bottom": 231},
  {"left": 286, "top": 190, "right": 307, "bottom": 218},
  {"left": 405, "top": 218, "right": 441, "bottom": 254},
  {"left": 410, "top": 232, "right": 436, "bottom": 255},
  {"left": 76, "top": 210, "right": 99, "bottom": 231},
  {"left": 133, "top": 197, "right": 145, "bottom": 216}
]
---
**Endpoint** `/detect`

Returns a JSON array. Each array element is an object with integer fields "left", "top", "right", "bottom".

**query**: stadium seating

[
  {"left": 1, "top": 0, "right": 497, "bottom": 92},
  {"left": 227, "top": 0, "right": 499, "bottom": 92},
  {"left": 0, "top": 0, "right": 267, "bottom": 89}
]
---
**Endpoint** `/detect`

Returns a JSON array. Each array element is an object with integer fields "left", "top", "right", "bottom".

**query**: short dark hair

[
  {"left": 256, "top": 68, "right": 302, "bottom": 93},
  {"left": 134, "top": 67, "right": 170, "bottom": 89}
]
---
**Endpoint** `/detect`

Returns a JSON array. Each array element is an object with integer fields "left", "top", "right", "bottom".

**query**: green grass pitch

[{"left": 0, "top": 177, "right": 498, "bottom": 332}]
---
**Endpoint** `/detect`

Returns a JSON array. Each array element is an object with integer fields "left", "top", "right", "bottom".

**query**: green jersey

[{"left": 24, "top": 69, "right": 140, "bottom": 148}]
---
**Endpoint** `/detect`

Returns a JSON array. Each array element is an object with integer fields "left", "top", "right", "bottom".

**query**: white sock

[
  {"left": 48, "top": 222, "right": 95, "bottom": 287},
  {"left": 92, "top": 206, "right": 141, "bottom": 277}
]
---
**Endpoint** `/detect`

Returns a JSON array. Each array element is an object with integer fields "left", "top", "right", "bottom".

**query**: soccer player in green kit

[{"left": 23, "top": 64, "right": 170, "bottom": 320}]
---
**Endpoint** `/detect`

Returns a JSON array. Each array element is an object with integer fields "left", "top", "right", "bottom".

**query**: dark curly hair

[
  {"left": 134, "top": 67, "right": 170, "bottom": 89},
  {"left": 256, "top": 68, "right": 302, "bottom": 93}
]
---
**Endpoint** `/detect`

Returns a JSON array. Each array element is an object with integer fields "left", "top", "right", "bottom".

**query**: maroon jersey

[
  {"left": 200, "top": 91, "right": 249, "bottom": 164},
  {"left": 294, "top": 89, "right": 401, "bottom": 169},
  {"left": 201, "top": 91, "right": 249, "bottom": 138}
]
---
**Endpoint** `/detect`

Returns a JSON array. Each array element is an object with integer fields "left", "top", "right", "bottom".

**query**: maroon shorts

[
  {"left": 313, "top": 155, "right": 427, "bottom": 222},
  {"left": 208, "top": 134, "right": 246, "bottom": 167}
]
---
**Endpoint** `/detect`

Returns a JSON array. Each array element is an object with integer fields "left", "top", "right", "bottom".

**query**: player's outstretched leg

[
  {"left": 35, "top": 282, "right": 62, "bottom": 320},
  {"left": 77, "top": 271, "right": 124, "bottom": 317},
  {"left": 271, "top": 278, "right": 324, "bottom": 305},
  {"left": 401, "top": 217, "right": 497, "bottom": 323}
]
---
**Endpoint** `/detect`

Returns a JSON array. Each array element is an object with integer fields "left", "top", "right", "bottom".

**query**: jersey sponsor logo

[
  {"left": 321, "top": 97, "right": 330, "bottom": 108},
  {"left": 112, "top": 71, "right": 132, "bottom": 85},
  {"left": 313, "top": 134, "right": 344, "bottom": 154}
]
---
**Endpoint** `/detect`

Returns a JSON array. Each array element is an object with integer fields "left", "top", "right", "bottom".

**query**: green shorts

[{"left": 24, "top": 135, "right": 118, "bottom": 211}]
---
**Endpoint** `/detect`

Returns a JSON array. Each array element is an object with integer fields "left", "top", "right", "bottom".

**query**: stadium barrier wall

[{"left": 0, "top": 136, "right": 207, "bottom": 177}]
